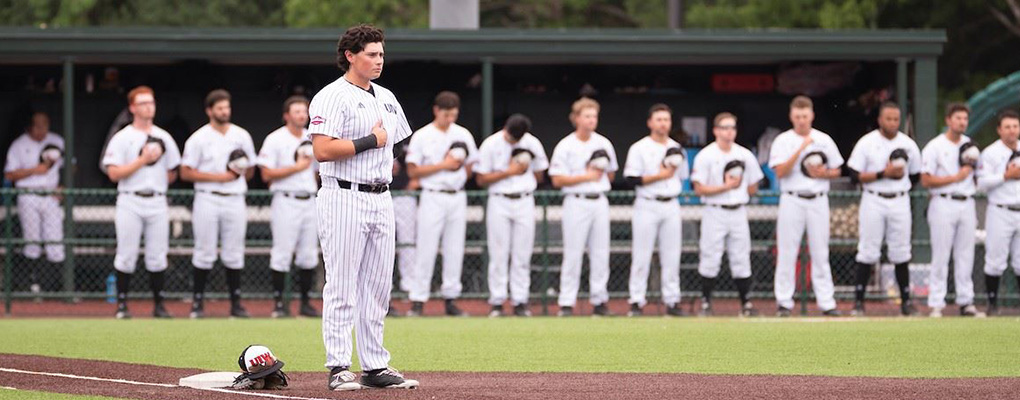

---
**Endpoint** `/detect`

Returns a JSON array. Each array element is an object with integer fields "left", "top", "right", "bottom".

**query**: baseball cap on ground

[{"left": 237, "top": 345, "right": 285, "bottom": 379}]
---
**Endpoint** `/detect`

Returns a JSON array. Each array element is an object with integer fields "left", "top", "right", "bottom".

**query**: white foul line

[{"left": 0, "top": 367, "right": 335, "bottom": 400}]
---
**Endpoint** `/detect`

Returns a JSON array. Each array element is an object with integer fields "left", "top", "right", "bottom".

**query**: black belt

[
  {"left": 937, "top": 193, "right": 971, "bottom": 201},
  {"left": 571, "top": 193, "right": 603, "bottom": 200},
  {"left": 867, "top": 190, "right": 906, "bottom": 199},
  {"left": 493, "top": 192, "right": 532, "bottom": 200},
  {"left": 198, "top": 190, "right": 241, "bottom": 197},
  {"left": 425, "top": 189, "right": 460, "bottom": 195},
  {"left": 642, "top": 196, "right": 676, "bottom": 202},
  {"left": 784, "top": 191, "right": 824, "bottom": 200},
  {"left": 280, "top": 191, "right": 313, "bottom": 200},
  {"left": 120, "top": 190, "right": 164, "bottom": 198},
  {"left": 995, "top": 204, "right": 1020, "bottom": 212},
  {"left": 337, "top": 179, "right": 389, "bottom": 194},
  {"left": 711, "top": 204, "right": 743, "bottom": 210}
]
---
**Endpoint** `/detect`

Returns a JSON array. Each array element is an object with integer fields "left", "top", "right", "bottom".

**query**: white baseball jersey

[
  {"left": 257, "top": 126, "right": 318, "bottom": 193},
  {"left": 180, "top": 123, "right": 257, "bottom": 194},
  {"left": 548, "top": 132, "right": 618, "bottom": 193},
  {"left": 475, "top": 131, "right": 549, "bottom": 193},
  {"left": 405, "top": 122, "right": 478, "bottom": 191},
  {"left": 690, "top": 142, "right": 764, "bottom": 205},
  {"left": 846, "top": 130, "right": 922, "bottom": 193},
  {"left": 4, "top": 132, "right": 64, "bottom": 189},
  {"left": 921, "top": 133, "right": 976, "bottom": 196},
  {"left": 309, "top": 77, "right": 412, "bottom": 372},
  {"left": 310, "top": 79, "right": 412, "bottom": 184},
  {"left": 977, "top": 139, "right": 1020, "bottom": 205},
  {"left": 102, "top": 125, "right": 182, "bottom": 192},
  {"left": 767, "top": 129, "right": 844, "bottom": 193},
  {"left": 623, "top": 136, "right": 689, "bottom": 198}
]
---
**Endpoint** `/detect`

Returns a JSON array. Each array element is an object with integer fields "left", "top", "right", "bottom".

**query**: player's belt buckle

[
  {"left": 938, "top": 193, "right": 969, "bottom": 201},
  {"left": 574, "top": 193, "right": 602, "bottom": 200}
]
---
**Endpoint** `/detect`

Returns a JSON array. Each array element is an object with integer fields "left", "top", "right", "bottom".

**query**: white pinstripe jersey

[{"left": 308, "top": 78, "right": 412, "bottom": 185}]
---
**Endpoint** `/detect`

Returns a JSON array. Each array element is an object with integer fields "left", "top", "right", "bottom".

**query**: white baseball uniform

[
  {"left": 921, "top": 133, "right": 977, "bottom": 308},
  {"left": 846, "top": 130, "right": 922, "bottom": 265},
  {"left": 691, "top": 142, "right": 763, "bottom": 280},
  {"left": 101, "top": 125, "right": 182, "bottom": 274},
  {"left": 180, "top": 123, "right": 257, "bottom": 270},
  {"left": 310, "top": 78, "right": 411, "bottom": 371},
  {"left": 548, "top": 132, "right": 618, "bottom": 307},
  {"left": 257, "top": 126, "right": 319, "bottom": 273},
  {"left": 405, "top": 122, "right": 479, "bottom": 303},
  {"left": 4, "top": 132, "right": 65, "bottom": 262},
  {"left": 623, "top": 136, "right": 688, "bottom": 308},
  {"left": 392, "top": 141, "right": 416, "bottom": 293},
  {"left": 977, "top": 139, "right": 1020, "bottom": 277},
  {"left": 476, "top": 130, "right": 549, "bottom": 307},
  {"left": 768, "top": 129, "right": 843, "bottom": 311}
]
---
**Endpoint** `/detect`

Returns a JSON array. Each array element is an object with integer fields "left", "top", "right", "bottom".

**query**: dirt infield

[{"left": 1, "top": 354, "right": 1017, "bottom": 400}]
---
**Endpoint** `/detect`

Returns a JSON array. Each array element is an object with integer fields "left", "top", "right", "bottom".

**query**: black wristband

[
  {"left": 352, "top": 134, "right": 377, "bottom": 154},
  {"left": 875, "top": 171, "right": 885, "bottom": 180}
]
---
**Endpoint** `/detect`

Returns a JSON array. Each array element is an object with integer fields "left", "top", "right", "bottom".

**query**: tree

[{"left": 988, "top": 0, "right": 1020, "bottom": 37}]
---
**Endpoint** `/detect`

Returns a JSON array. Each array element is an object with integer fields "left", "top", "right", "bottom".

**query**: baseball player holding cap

[
  {"left": 475, "top": 113, "right": 549, "bottom": 317},
  {"left": 4, "top": 111, "right": 65, "bottom": 294},
  {"left": 257, "top": 95, "right": 320, "bottom": 319},
  {"left": 846, "top": 101, "right": 922, "bottom": 316},
  {"left": 921, "top": 102, "right": 983, "bottom": 317},
  {"left": 768, "top": 96, "right": 843, "bottom": 317},
  {"left": 405, "top": 91, "right": 478, "bottom": 317},
  {"left": 977, "top": 109, "right": 1020, "bottom": 316},
  {"left": 180, "top": 89, "right": 257, "bottom": 319},
  {"left": 102, "top": 86, "right": 182, "bottom": 319},
  {"left": 310, "top": 24, "right": 417, "bottom": 390},
  {"left": 691, "top": 112, "right": 764, "bottom": 317},
  {"left": 549, "top": 97, "right": 618, "bottom": 317},
  {"left": 623, "top": 104, "right": 688, "bottom": 317}
]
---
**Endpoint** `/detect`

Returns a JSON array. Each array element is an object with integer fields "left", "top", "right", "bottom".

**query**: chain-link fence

[{"left": 2, "top": 188, "right": 1017, "bottom": 314}]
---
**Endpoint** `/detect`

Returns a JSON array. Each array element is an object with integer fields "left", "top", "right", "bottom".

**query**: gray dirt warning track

[{"left": 0, "top": 353, "right": 1017, "bottom": 400}]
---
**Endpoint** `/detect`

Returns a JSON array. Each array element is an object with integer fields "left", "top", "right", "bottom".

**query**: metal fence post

[
  {"left": 4, "top": 189, "right": 13, "bottom": 315},
  {"left": 539, "top": 192, "right": 550, "bottom": 316},
  {"left": 61, "top": 58, "right": 76, "bottom": 300}
]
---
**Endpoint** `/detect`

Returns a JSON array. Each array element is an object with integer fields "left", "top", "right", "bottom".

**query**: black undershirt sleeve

[
  {"left": 847, "top": 168, "right": 861, "bottom": 185},
  {"left": 624, "top": 176, "right": 643, "bottom": 189},
  {"left": 909, "top": 173, "right": 920, "bottom": 185}
]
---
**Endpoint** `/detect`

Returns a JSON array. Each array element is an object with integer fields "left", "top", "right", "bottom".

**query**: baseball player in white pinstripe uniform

[
  {"left": 4, "top": 112, "right": 64, "bottom": 294},
  {"left": 549, "top": 97, "right": 618, "bottom": 317},
  {"left": 310, "top": 25, "right": 418, "bottom": 391},
  {"left": 257, "top": 95, "right": 321, "bottom": 319},
  {"left": 180, "top": 89, "right": 257, "bottom": 319},
  {"left": 691, "top": 112, "right": 764, "bottom": 317},
  {"left": 768, "top": 96, "right": 843, "bottom": 317},
  {"left": 475, "top": 114, "right": 549, "bottom": 318},
  {"left": 920, "top": 102, "right": 983, "bottom": 317},
  {"left": 405, "top": 91, "right": 479, "bottom": 317},
  {"left": 102, "top": 86, "right": 181, "bottom": 319},
  {"left": 977, "top": 110, "right": 1020, "bottom": 317},
  {"left": 623, "top": 104, "right": 688, "bottom": 317},
  {"left": 846, "top": 102, "right": 922, "bottom": 317}
]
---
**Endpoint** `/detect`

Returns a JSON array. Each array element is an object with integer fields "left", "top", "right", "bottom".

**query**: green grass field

[{"left": 3, "top": 317, "right": 1020, "bottom": 381}]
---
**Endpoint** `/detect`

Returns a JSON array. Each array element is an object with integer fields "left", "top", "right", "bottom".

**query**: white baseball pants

[
  {"left": 485, "top": 194, "right": 535, "bottom": 306},
  {"left": 191, "top": 192, "right": 247, "bottom": 270},
  {"left": 698, "top": 205, "right": 752, "bottom": 279},
  {"left": 393, "top": 194, "right": 418, "bottom": 292},
  {"left": 856, "top": 193, "right": 912, "bottom": 264},
  {"left": 926, "top": 196, "right": 976, "bottom": 308},
  {"left": 983, "top": 205, "right": 1020, "bottom": 277},
  {"left": 558, "top": 195, "right": 610, "bottom": 307},
  {"left": 17, "top": 193, "right": 64, "bottom": 262},
  {"left": 628, "top": 197, "right": 682, "bottom": 307},
  {"left": 409, "top": 190, "right": 466, "bottom": 302},
  {"left": 774, "top": 194, "right": 836, "bottom": 311},
  {"left": 269, "top": 193, "right": 318, "bottom": 273},
  {"left": 114, "top": 194, "right": 169, "bottom": 273}
]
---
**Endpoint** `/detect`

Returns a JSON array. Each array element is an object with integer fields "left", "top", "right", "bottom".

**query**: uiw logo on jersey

[
  {"left": 311, "top": 116, "right": 326, "bottom": 126},
  {"left": 384, "top": 104, "right": 397, "bottom": 114}
]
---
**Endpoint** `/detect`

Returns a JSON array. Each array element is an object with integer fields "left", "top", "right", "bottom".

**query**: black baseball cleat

[
  {"left": 115, "top": 305, "right": 131, "bottom": 320},
  {"left": 666, "top": 304, "right": 685, "bottom": 317},
  {"left": 230, "top": 303, "right": 250, "bottom": 319},
  {"left": 189, "top": 302, "right": 205, "bottom": 319},
  {"left": 360, "top": 367, "right": 419, "bottom": 389},
  {"left": 740, "top": 302, "right": 759, "bottom": 317},
  {"left": 488, "top": 305, "right": 504, "bottom": 318},
  {"left": 299, "top": 303, "right": 320, "bottom": 318},
  {"left": 822, "top": 308, "right": 842, "bottom": 317},
  {"left": 513, "top": 303, "right": 532, "bottom": 317},
  {"left": 851, "top": 300, "right": 865, "bottom": 317},
  {"left": 445, "top": 299, "right": 466, "bottom": 317},
  {"left": 627, "top": 303, "right": 642, "bottom": 317},
  {"left": 592, "top": 303, "right": 611, "bottom": 316},
  {"left": 152, "top": 303, "right": 172, "bottom": 319},
  {"left": 271, "top": 305, "right": 290, "bottom": 319},
  {"left": 699, "top": 301, "right": 714, "bottom": 317},
  {"left": 328, "top": 366, "right": 361, "bottom": 391},
  {"left": 557, "top": 306, "right": 574, "bottom": 317},
  {"left": 406, "top": 301, "right": 423, "bottom": 317},
  {"left": 900, "top": 300, "right": 918, "bottom": 317},
  {"left": 775, "top": 306, "right": 792, "bottom": 318}
]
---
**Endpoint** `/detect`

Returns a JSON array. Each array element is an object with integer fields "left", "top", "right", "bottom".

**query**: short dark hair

[
  {"left": 648, "top": 103, "right": 671, "bottom": 119},
  {"left": 504, "top": 113, "right": 532, "bottom": 140},
  {"left": 434, "top": 91, "right": 460, "bottom": 110},
  {"left": 283, "top": 95, "right": 309, "bottom": 114},
  {"left": 879, "top": 101, "right": 900, "bottom": 113},
  {"left": 336, "top": 24, "right": 385, "bottom": 72},
  {"left": 998, "top": 109, "right": 1020, "bottom": 127},
  {"left": 945, "top": 102, "right": 970, "bottom": 118},
  {"left": 205, "top": 89, "right": 231, "bottom": 109}
]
